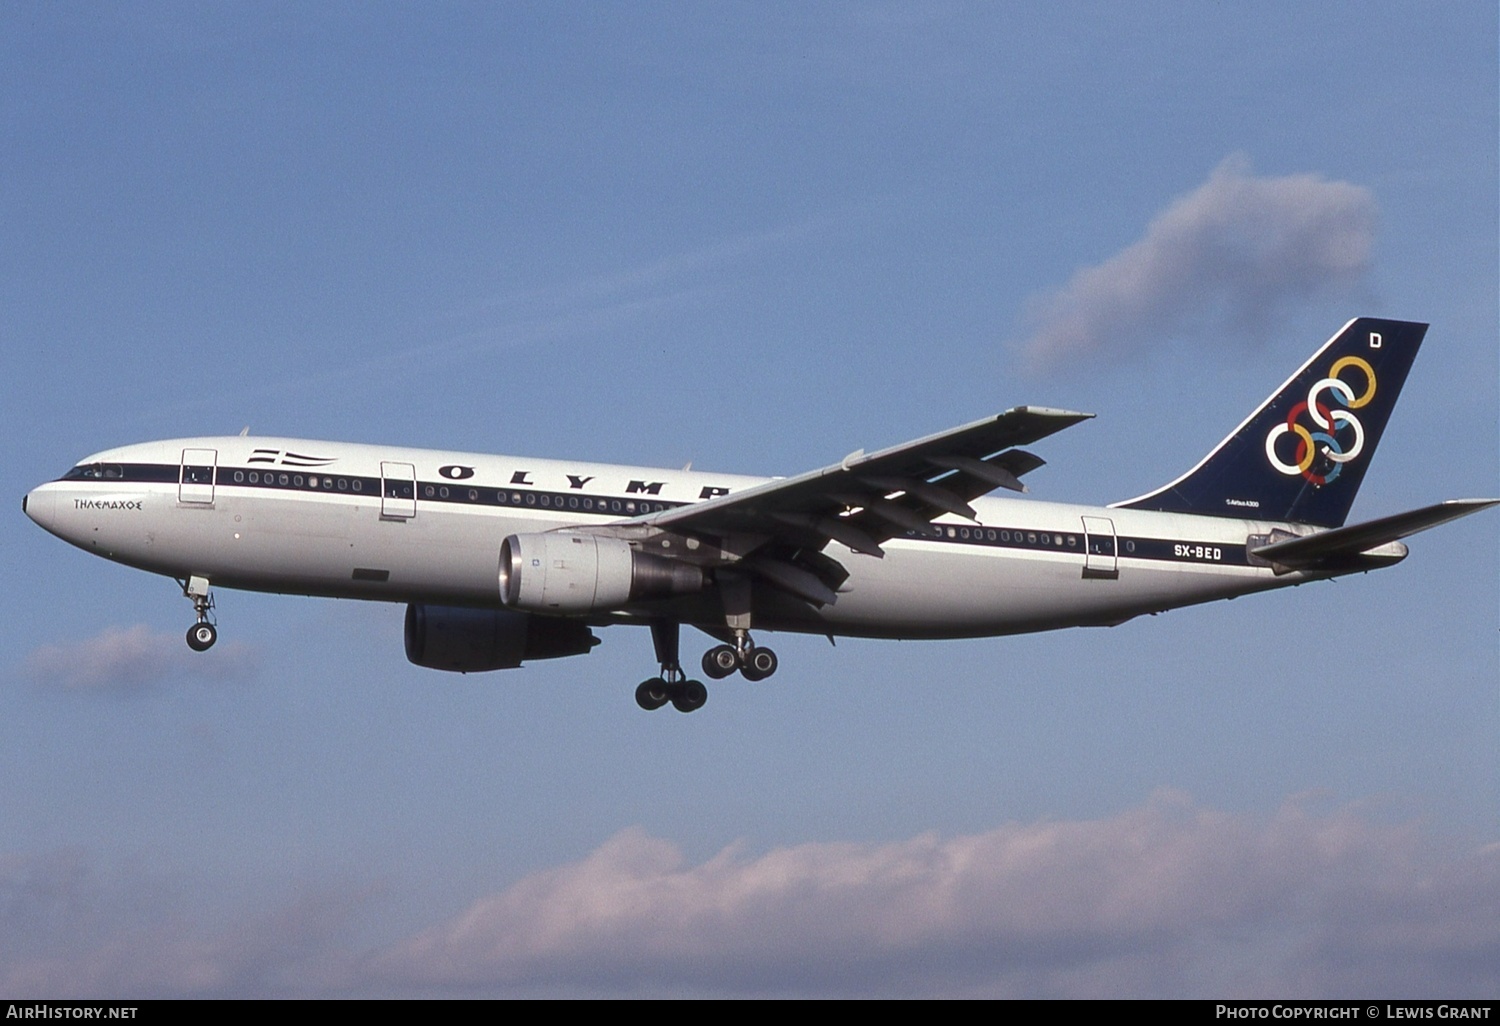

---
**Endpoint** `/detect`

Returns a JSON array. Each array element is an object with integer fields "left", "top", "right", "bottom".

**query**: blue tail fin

[{"left": 1112, "top": 318, "right": 1427, "bottom": 527}]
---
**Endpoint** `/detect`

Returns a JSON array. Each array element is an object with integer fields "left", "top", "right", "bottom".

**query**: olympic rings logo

[{"left": 1264, "top": 356, "right": 1377, "bottom": 485}]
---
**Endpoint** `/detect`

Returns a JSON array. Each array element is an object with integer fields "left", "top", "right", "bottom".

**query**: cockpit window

[{"left": 64, "top": 463, "right": 124, "bottom": 480}]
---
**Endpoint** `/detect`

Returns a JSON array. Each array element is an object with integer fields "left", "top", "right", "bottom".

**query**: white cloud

[
  {"left": 24, "top": 624, "right": 259, "bottom": 692},
  {"left": 368, "top": 792, "right": 1499, "bottom": 997},
  {"left": 4, "top": 795, "right": 1495, "bottom": 997},
  {"left": 1015, "top": 157, "right": 1377, "bottom": 370}
]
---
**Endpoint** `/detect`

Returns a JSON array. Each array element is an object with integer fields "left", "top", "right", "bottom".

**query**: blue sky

[{"left": 2, "top": 2, "right": 1496, "bottom": 997}]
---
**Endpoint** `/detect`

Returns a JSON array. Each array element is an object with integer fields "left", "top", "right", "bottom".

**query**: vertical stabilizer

[{"left": 1112, "top": 318, "right": 1427, "bottom": 527}]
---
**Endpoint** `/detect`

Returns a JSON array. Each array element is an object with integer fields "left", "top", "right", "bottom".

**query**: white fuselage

[{"left": 24, "top": 436, "right": 1321, "bottom": 642}]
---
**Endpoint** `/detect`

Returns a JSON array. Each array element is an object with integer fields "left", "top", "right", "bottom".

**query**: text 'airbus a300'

[{"left": 23, "top": 318, "right": 1496, "bottom": 712}]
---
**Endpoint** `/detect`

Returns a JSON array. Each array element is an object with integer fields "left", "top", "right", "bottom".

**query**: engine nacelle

[
  {"left": 404, "top": 604, "right": 598, "bottom": 672},
  {"left": 500, "top": 531, "right": 704, "bottom": 613}
]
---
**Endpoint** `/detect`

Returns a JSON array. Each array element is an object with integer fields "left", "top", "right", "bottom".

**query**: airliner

[{"left": 23, "top": 318, "right": 1495, "bottom": 712}]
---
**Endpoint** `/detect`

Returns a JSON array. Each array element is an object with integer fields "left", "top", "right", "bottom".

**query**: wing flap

[{"left": 745, "top": 556, "right": 840, "bottom": 607}]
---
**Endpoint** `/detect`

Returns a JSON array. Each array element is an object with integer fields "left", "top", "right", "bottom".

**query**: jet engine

[
  {"left": 404, "top": 604, "right": 598, "bottom": 672},
  {"left": 500, "top": 531, "right": 703, "bottom": 613}
]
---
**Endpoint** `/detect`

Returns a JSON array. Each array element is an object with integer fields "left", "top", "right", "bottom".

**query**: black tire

[
  {"left": 186, "top": 622, "right": 217, "bottom": 652},
  {"left": 702, "top": 645, "right": 739, "bottom": 679},
  {"left": 741, "top": 647, "right": 777, "bottom": 681},
  {"left": 635, "top": 678, "right": 672, "bottom": 711},
  {"left": 671, "top": 679, "right": 708, "bottom": 713}
]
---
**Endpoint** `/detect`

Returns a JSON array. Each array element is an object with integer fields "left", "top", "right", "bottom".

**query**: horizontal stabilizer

[{"left": 1249, "top": 498, "right": 1498, "bottom": 571}]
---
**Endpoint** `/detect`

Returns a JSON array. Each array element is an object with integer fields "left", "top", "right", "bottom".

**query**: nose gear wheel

[{"left": 186, "top": 622, "right": 217, "bottom": 651}]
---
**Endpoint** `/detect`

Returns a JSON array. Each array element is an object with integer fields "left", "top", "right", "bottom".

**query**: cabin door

[
  {"left": 178, "top": 448, "right": 217, "bottom": 506},
  {"left": 1080, "top": 516, "right": 1119, "bottom": 580},
  {"left": 380, "top": 461, "right": 417, "bottom": 520}
]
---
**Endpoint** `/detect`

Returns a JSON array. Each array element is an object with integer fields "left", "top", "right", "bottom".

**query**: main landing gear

[
  {"left": 181, "top": 575, "right": 218, "bottom": 652},
  {"left": 636, "top": 621, "right": 708, "bottom": 713},
  {"left": 701, "top": 638, "right": 778, "bottom": 682},
  {"left": 635, "top": 622, "right": 779, "bottom": 714}
]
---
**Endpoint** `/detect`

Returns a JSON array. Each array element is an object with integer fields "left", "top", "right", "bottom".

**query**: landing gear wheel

[
  {"left": 702, "top": 645, "right": 739, "bottom": 679},
  {"left": 740, "top": 647, "right": 777, "bottom": 681},
  {"left": 671, "top": 679, "right": 708, "bottom": 713},
  {"left": 186, "top": 622, "right": 217, "bottom": 652},
  {"left": 635, "top": 678, "right": 671, "bottom": 711}
]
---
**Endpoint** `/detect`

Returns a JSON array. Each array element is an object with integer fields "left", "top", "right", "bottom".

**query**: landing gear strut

[
  {"left": 636, "top": 621, "right": 708, "bottom": 713},
  {"left": 181, "top": 575, "right": 218, "bottom": 652}
]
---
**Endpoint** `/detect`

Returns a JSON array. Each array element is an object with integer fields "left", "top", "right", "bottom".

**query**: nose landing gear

[{"left": 181, "top": 575, "right": 218, "bottom": 651}]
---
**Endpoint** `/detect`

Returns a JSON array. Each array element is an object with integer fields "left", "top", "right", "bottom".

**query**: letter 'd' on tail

[{"left": 1113, "top": 318, "right": 1427, "bottom": 527}]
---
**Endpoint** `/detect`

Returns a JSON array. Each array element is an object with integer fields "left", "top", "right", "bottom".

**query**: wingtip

[{"left": 1011, "top": 405, "right": 1095, "bottom": 420}]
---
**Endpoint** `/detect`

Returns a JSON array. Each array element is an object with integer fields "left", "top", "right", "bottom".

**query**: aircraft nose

[{"left": 23, "top": 484, "right": 56, "bottom": 531}]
